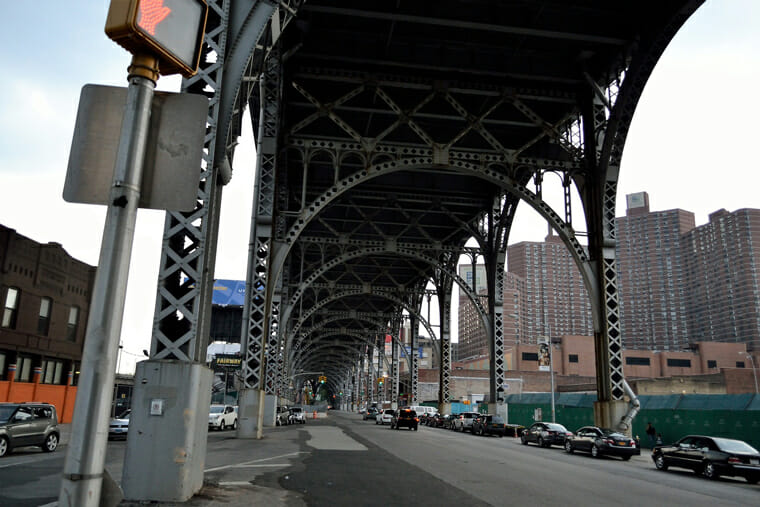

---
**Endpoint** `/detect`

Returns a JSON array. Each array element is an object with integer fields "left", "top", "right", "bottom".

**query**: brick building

[{"left": 1, "top": 225, "right": 95, "bottom": 387}]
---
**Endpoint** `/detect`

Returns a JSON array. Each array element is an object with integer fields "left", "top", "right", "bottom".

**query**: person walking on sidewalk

[{"left": 645, "top": 422, "right": 656, "bottom": 447}]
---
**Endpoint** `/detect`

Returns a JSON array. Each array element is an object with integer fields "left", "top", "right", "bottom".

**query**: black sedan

[
  {"left": 390, "top": 409, "right": 418, "bottom": 430},
  {"left": 521, "top": 422, "right": 573, "bottom": 448},
  {"left": 652, "top": 435, "right": 760, "bottom": 483},
  {"left": 471, "top": 415, "right": 507, "bottom": 437},
  {"left": 564, "top": 426, "right": 640, "bottom": 460}
]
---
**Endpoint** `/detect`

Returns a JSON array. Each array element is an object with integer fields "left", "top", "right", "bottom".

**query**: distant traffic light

[{"left": 105, "top": 0, "right": 208, "bottom": 77}]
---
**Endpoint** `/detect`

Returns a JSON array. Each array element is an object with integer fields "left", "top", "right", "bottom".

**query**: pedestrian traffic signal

[{"left": 105, "top": 0, "right": 208, "bottom": 77}]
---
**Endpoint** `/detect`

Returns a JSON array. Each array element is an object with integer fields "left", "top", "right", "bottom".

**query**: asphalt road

[{"left": 1, "top": 412, "right": 758, "bottom": 506}]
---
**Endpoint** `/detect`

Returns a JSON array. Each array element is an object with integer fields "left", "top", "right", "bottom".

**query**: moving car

[
  {"left": 391, "top": 409, "right": 418, "bottom": 430},
  {"left": 0, "top": 402, "right": 60, "bottom": 457},
  {"left": 452, "top": 411, "right": 480, "bottom": 432},
  {"left": 521, "top": 422, "right": 573, "bottom": 447},
  {"left": 108, "top": 409, "right": 131, "bottom": 440},
  {"left": 471, "top": 414, "right": 507, "bottom": 437},
  {"left": 208, "top": 404, "right": 238, "bottom": 431},
  {"left": 363, "top": 407, "right": 379, "bottom": 420},
  {"left": 288, "top": 407, "right": 306, "bottom": 424},
  {"left": 376, "top": 409, "right": 394, "bottom": 425},
  {"left": 652, "top": 435, "right": 760, "bottom": 483},
  {"left": 564, "top": 426, "right": 640, "bottom": 460}
]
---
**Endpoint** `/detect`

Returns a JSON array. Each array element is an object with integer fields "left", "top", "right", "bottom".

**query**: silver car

[{"left": 0, "top": 402, "right": 60, "bottom": 457}]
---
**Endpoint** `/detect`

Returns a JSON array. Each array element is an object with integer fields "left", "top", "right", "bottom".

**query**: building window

[
  {"left": 626, "top": 357, "right": 651, "bottom": 366},
  {"left": 667, "top": 358, "right": 692, "bottom": 368},
  {"left": 67, "top": 306, "right": 80, "bottom": 342},
  {"left": 38, "top": 297, "right": 52, "bottom": 336},
  {"left": 522, "top": 352, "right": 539, "bottom": 361},
  {"left": 17, "top": 356, "right": 33, "bottom": 382},
  {"left": 41, "top": 359, "right": 64, "bottom": 384},
  {"left": 736, "top": 361, "right": 745, "bottom": 368},
  {"left": 0, "top": 352, "right": 6, "bottom": 380},
  {"left": 707, "top": 360, "right": 717, "bottom": 369},
  {"left": 2, "top": 287, "right": 20, "bottom": 329},
  {"left": 568, "top": 354, "right": 579, "bottom": 363}
]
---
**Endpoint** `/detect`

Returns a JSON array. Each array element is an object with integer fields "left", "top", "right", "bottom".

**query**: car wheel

[
  {"left": 42, "top": 433, "right": 59, "bottom": 453},
  {"left": 702, "top": 461, "right": 718, "bottom": 480},
  {"left": 0, "top": 436, "right": 9, "bottom": 457},
  {"left": 653, "top": 453, "right": 668, "bottom": 471},
  {"left": 538, "top": 436, "right": 545, "bottom": 448},
  {"left": 232, "top": 419, "right": 237, "bottom": 430},
  {"left": 621, "top": 455, "right": 631, "bottom": 461},
  {"left": 564, "top": 440, "right": 573, "bottom": 454},
  {"left": 591, "top": 444, "right": 600, "bottom": 458},
  {"left": 219, "top": 421, "right": 226, "bottom": 431},
  {"left": 521, "top": 435, "right": 528, "bottom": 445},
  {"left": 746, "top": 474, "right": 759, "bottom": 485},
  {"left": 414, "top": 426, "right": 418, "bottom": 431}
]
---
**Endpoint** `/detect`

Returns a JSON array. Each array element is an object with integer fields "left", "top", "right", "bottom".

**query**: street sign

[
  {"left": 105, "top": 0, "right": 208, "bottom": 77},
  {"left": 64, "top": 84, "right": 207, "bottom": 211}
]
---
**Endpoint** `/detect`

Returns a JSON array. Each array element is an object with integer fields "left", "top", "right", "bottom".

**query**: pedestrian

[{"left": 645, "top": 422, "right": 656, "bottom": 447}]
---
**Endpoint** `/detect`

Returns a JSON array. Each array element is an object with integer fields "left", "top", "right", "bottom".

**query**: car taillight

[
  {"left": 415, "top": 418, "right": 419, "bottom": 422},
  {"left": 728, "top": 457, "right": 742, "bottom": 465},
  {"left": 603, "top": 439, "right": 615, "bottom": 445}
]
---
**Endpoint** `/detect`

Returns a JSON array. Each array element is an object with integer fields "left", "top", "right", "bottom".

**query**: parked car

[
  {"left": 441, "top": 414, "right": 457, "bottom": 430},
  {"left": 288, "top": 407, "right": 306, "bottom": 424},
  {"left": 452, "top": 412, "right": 481, "bottom": 432},
  {"left": 276, "top": 405, "right": 290, "bottom": 426},
  {"left": 0, "top": 402, "right": 60, "bottom": 457},
  {"left": 521, "top": 422, "right": 573, "bottom": 447},
  {"left": 363, "top": 407, "right": 379, "bottom": 420},
  {"left": 108, "top": 409, "right": 131, "bottom": 440},
  {"left": 208, "top": 404, "right": 238, "bottom": 431},
  {"left": 652, "top": 435, "right": 760, "bottom": 483},
  {"left": 564, "top": 426, "right": 640, "bottom": 460},
  {"left": 391, "top": 408, "right": 418, "bottom": 430},
  {"left": 376, "top": 409, "right": 394, "bottom": 425},
  {"left": 471, "top": 414, "right": 507, "bottom": 437},
  {"left": 427, "top": 413, "right": 443, "bottom": 427}
]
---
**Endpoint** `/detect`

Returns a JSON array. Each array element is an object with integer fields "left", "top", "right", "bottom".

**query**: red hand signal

[{"left": 138, "top": 0, "right": 171, "bottom": 36}]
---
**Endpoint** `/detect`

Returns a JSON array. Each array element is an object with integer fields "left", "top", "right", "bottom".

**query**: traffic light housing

[{"left": 105, "top": 0, "right": 208, "bottom": 77}]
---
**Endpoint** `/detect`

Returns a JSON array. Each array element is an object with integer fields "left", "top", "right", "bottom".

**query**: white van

[{"left": 408, "top": 405, "right": 437, "bottom": 417}]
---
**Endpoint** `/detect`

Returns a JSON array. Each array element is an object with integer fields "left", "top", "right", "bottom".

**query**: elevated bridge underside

[{"left": 153, "top": 0, "right": 704, "bottom": 426}]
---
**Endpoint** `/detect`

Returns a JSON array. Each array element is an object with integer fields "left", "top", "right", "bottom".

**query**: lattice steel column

[
  {"left": 488, "top": 252, "right": 506, "bottom": 402},
  {"left": 241, "top": 46, "right": 282, "bottom": 390},
  {"left": 391, "top": 328, "right": 399, "bottom": 407},
  {"left": 409, "top": 315, "right": 419, "bottom": 405},
  {"left": 264, "top": 294, "right": 281, "bottom": 394},
  {"left": 377, "top": 340, "right": 384, "bottom": 401},
  {"left": 437, "top": 278, "right": 453, "bottom": 404},
  {"left": 149, "top": 0, "right": 229, "bottom": 362}
]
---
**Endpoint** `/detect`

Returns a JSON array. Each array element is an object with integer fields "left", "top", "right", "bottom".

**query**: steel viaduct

[{"left": 85, "top": 0, "right": 712, "bottom": 503}]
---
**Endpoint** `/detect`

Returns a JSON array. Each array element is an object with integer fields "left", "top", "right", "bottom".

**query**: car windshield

[
  {"left": 209, "top": 406, "right": 224, "bottom": 414},
  {"left": 491, "top": 416, "right": 504, "bottom": 424},
  {"left": 383, "top": 410, "right": 394, "bottom": 414},
  {"left": 713, "top": 438, "right": 758, "bottom": 453},
  {"left": 117, "top": 411, "right": 131, "bottom": 419},
  {"left": 291, "top": 408, "right": 302, "bottom": 413},
  {"left": 0, "top": 406, "right": 16, "bottom": 422},
  {"left": 546, "top": 423, "right": 568, "bottom": 431}
]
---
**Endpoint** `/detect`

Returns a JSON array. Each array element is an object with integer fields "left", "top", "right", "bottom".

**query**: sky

[{"left": 1, "top": 1, "right": 759, "bottom": 374}]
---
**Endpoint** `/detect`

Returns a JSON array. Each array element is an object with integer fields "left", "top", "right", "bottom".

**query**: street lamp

[{"left": 739, "top": 352, "right": 759, "bottom": 394}]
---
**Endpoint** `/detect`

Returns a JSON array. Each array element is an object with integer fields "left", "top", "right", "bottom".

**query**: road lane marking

[{"left": 205, "top": 451, "right": 308, "bottom": 472}]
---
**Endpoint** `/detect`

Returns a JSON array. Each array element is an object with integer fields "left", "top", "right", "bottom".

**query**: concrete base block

[
  {"left": 594, "top": 400, "right": 630, "bottom": 434},
  {"left": 122, "top": 360, "right": 213, "bottom": 503},
  {"left": 439, "top": 402, "right": 452, "bottom": 415},
  {"left": 236, "top": 388, "right": 264, "bottom": 438},
  {"left": 264, "top": 394, "right": 278, "bottom": 426}
]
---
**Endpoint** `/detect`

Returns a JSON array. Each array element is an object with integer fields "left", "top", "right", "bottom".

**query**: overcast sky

[{"left": 2, "top": 1, "right": 759, "bottom": 373}]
